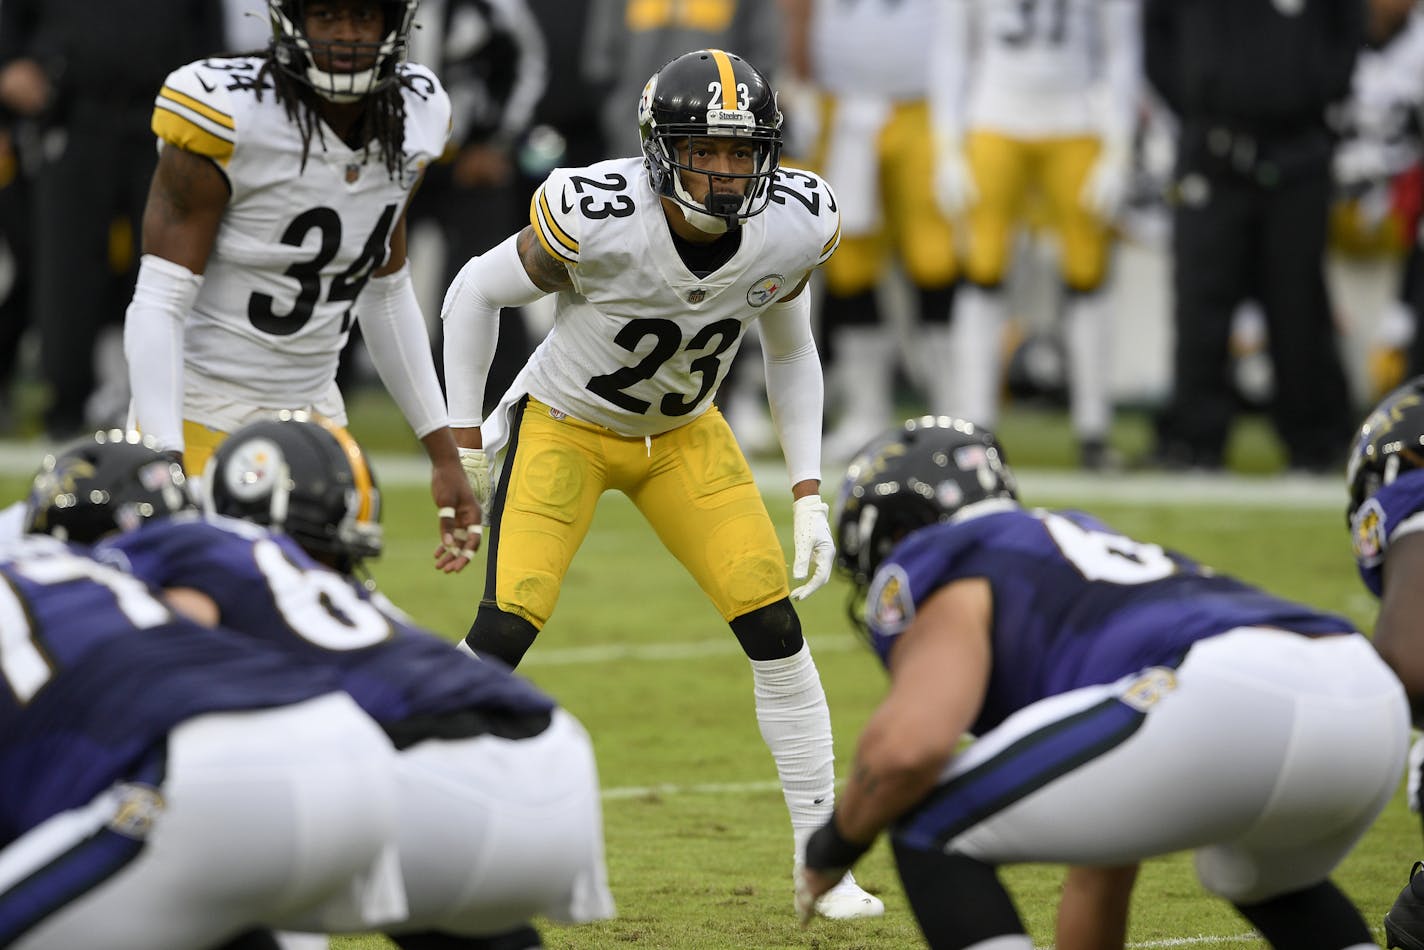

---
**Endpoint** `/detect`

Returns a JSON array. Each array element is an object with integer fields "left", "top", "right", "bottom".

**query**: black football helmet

[
  {"left": 202, "top": 412, "right": 382, "bottom": 574},
  {"left": 1347, "top": 375, "right": 1424, "bottom": 525},
  {"left": 25, "top": 430, "right": 193, "bottom": 544},
  {"left": 268, "top": 0, "right": 417, "bottom": 103},
  {"left": 833, "top": 416, "right": 1018, "bottom": 608},
  {"left": 637, "top": 48, "right": 782, "bottom": 228}
]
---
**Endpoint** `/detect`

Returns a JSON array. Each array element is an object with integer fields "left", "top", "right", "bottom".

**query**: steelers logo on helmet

[{"left": 223, "top": 437, "right": 285, "bottom": 503}]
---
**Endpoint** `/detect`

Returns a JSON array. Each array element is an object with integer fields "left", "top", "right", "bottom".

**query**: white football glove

[
  {"left": 933, "top": 136, "right": 978, "bottom": 218},
  {"left": 458, "top": 447, "right": 493, "bottom": 510},
  {"left": 790, "top": 495, "right": 835, "bottom": 601},
  {"left": 1080, "top": 144, "right": 1131, "bottom": 221}
]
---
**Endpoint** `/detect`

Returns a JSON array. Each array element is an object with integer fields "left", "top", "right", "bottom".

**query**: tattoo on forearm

[{"left": 517, "top": 227, "right": 573, "bottom": 293}]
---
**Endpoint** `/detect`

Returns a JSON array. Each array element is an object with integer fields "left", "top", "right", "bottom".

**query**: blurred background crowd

[{"left": 0, "top": 0, "right": 1418, "bottom": 475}]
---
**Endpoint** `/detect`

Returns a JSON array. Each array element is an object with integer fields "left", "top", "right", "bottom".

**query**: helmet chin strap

[{"left": 672, "top": 174, "right": 744, "bottom": 234}]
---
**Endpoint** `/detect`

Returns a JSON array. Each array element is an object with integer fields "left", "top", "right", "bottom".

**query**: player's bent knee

[
  {"left": 730, "top": 598, "right": 804, "bottom": 661},
  {"left": 465, "top": 605, "right": 540, "bottom": 669}
]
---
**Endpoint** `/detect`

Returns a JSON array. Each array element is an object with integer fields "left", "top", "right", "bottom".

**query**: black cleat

[{"left": 1386, "top": 861, "right": 1424, "bottom": 950}]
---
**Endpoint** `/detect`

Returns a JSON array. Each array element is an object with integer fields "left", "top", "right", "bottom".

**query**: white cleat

[{"left": 811, "top": 871, "right": 885, "bottom": 920}]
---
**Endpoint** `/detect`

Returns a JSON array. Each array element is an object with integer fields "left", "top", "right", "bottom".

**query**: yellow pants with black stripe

[{"left": 485, "top": 397, "right": 790, "bottom": 628}]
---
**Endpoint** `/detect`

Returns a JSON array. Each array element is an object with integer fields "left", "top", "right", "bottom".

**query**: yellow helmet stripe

[
  {"left": 709, "top": 49, "right": 737, "bottom": 110},
  {"left": 315, "top": 417, "right": 375, "bottom": 523}
]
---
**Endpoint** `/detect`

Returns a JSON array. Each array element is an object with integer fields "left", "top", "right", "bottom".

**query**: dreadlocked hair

[{"left": 255, "top": 51, "right": 410, "bottom": 180}]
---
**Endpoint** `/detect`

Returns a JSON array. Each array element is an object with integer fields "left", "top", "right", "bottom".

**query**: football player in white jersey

[
  {"left": 441, "top": 48, "right": 883, "bottom": 921},
  {"left": 122, "top": 0, "right": 481, "bottom": 573},
  {"left": 932, "top": 0, "right": 1141, "bottom": 470},
  {"left": 782, "top": 0, "right": 960, "bottom": 461}
]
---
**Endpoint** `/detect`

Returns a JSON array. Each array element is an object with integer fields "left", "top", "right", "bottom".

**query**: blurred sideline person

[
  {"left": 0, "top": 532, "right": 404, "bottom": 950},
  {"left": 795, "top": 416, "right": 1406, "bottom": 948},
  {"left": 1345, "top": 376, "right": 1424, "bottom": 948},
  {"left": 24, "top": 423, "right": 612, "bottom": 950},
  {"left": 931, "top": 0, "right": 1140, "bottom": 470},
  {"left": 0, "top": 0, "right": 222, "bottom": 440},
  {"left": 409, "top": 0, "right": 547, "bottom": 413},
  {"left": 1145, "top": 0, "right": 1360, "bottom": 473},
  {"left": 582, "top": 0, "right": 781, "bottom": 158},
  {"left": 781, "top": 0, "right": 959, "bottom": 462},
  {"left": 122, "top": 0, "right": 480, "bottom": 567},
  {"left": 441, "top": 49, "right": 883, "bottom": 919}
]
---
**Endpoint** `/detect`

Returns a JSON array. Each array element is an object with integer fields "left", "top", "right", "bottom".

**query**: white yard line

[
  {"left": 0, "top": 443, "right": 1346, "bottom": 510},
  {"left": 521, "top": 633, "right": 859, "bottom": 666}
]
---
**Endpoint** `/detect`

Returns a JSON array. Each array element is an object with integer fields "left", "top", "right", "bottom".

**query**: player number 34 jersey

[{"left": 149, "top": 56, "right": 452, "bottom": 406}]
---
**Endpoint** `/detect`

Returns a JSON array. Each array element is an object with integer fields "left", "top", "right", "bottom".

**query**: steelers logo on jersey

[
  {"left": 1352, "top": 497, "right": 1387, "bottom": 566},
  {"left": 746, "top": 274, "right": 784, "bottom": 308}
]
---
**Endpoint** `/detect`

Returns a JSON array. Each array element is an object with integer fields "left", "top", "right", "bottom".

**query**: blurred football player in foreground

[
  {"left": 26, "top": 421, "right": 613, "bottom": 950},
  {"left": 0, "top": 533, "right": 403, "bottom": 950},
  {"left": 796, "top": 415, "right": 1405, "bottom": 949}
]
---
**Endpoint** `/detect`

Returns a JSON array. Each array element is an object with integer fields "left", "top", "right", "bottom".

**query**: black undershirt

[{"left": 669, "top": 226, "right": 742, "bottom": 277}]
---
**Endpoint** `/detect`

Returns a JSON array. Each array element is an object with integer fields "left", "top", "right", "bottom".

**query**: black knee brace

[
  {"left": 464, "top": 603, "right": 539, "bottom": 669},
  {"left": 729, "top": 598, "right": 804, "bottom": 661}
]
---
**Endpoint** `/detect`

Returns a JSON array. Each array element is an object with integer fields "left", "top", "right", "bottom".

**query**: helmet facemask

[
  {"left": 643, "top": 124, "right": 781, "bottom": 232},
  {"left": 268, "top": 0, "right": 416, "bottom": 104}
]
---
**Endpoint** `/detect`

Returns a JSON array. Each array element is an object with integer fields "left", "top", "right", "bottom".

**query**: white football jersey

[
  {"left": 150, "top": 56, "right": 451, "bottom": 415},
  {"left": 811, "top": 0, "right": 936, "bottom": 100},
  {"left": 963, "top": 0, "right": 1130, "bottom": 138},
  {"left": 484, "top": 156, "right": 840, "bottom": 448}
]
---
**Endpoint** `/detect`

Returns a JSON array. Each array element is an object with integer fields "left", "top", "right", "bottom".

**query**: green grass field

[{"left": 2, "top": 398, "right": 1405, "bottom": 948}]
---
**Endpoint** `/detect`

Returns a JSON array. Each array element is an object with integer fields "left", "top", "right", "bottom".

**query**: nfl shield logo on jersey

[
  {"left": 345, "top": 163, "right": 361, "bottom": 184},
  {"left": 687, "top": 288, "right": 706, "bottom": 304}
]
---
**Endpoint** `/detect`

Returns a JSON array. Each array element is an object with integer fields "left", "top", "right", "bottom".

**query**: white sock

[
  {"left": 964, "top": 937, "right": 1033, "bottom": 950},
  {"left": 950, "top": 286, "right": 1006, "bottom": 428},
  {"left": 1063, "top": 291, "right": 1112, "bottom": 440},
  {"left": 750, "top": 642, "right": 837, "bottom": 859}
]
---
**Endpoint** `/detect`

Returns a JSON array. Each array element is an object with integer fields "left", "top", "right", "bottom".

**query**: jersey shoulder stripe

[
  {"left": 818, "top": 215, "right": 842, "bottom": 265},
  {"left": 153, "top": 60, "right": 241, "bottom": 164},
  {"left": 530, "top": 167, "right": 582, "bottom": 265}
]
